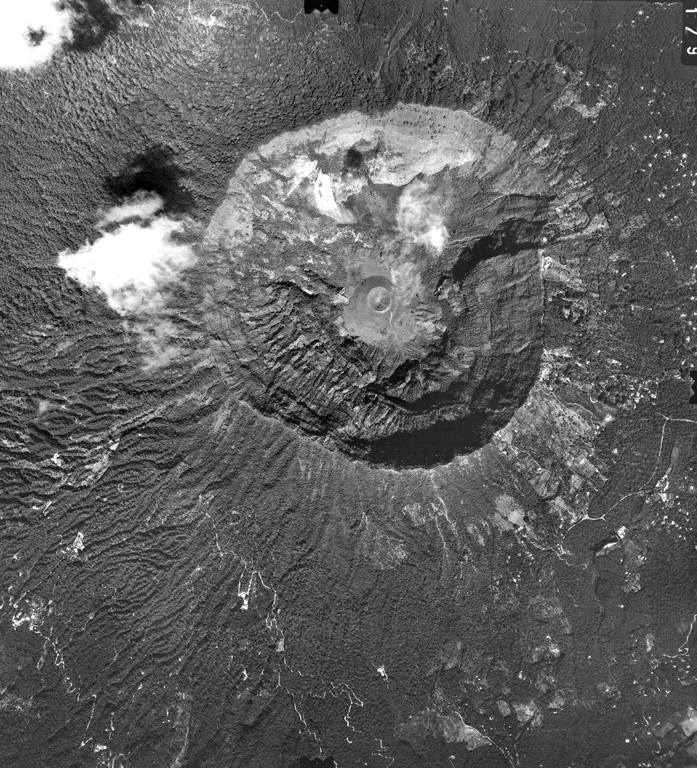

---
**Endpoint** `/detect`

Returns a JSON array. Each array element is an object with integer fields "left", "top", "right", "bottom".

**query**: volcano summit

[{"left": 204, "top": 104, "right": 551, "bottom": 467}]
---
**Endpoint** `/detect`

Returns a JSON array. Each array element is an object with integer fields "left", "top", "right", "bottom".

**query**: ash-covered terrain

[{"left": 2, "top": 2, "right": 697, "bottom": 768}]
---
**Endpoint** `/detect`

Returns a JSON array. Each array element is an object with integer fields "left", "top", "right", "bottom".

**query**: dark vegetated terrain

[{"left": 1, "top": 2, "right": 696, "bottom": 768}]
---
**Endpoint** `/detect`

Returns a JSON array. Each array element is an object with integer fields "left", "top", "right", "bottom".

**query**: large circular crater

[{"left": 203, "top": 104, "right": 551, "bottom": 468}]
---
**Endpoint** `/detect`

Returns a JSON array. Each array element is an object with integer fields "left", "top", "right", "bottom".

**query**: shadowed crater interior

[{"left": 202, "top": 104, "right": 551, "bottom": 468}]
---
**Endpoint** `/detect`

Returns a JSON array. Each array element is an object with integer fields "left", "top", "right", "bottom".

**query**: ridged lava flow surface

[{"left": 203, "top": 104, "right": 551, "bottom": 468}]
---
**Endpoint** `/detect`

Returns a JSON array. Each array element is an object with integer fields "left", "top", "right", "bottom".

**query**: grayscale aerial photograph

[{"left": 1, "top": 1, "right": 697, "bottom": 767}]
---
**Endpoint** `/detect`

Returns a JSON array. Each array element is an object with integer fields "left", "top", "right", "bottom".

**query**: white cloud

[
  {"left": 126, "top": 317, "right": 182, "bottom": 372},
  {"left": 0, "top": 0, "right": 75, "bottom": 70},
  {"left": 396, "top": 180, "right": 449, "bottom": 254},
  {"left": 389, "top": 262, "right": 422, "bottom": 307},
  {"left": 58, "top": 195, "right": 198, "bottom": 368},
  {"left": 97, "top": 194, "right": 164, "bottom": 227}
]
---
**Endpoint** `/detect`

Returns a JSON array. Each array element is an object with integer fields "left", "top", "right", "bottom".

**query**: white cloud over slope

[
  {"left": 396, "top": 180, "right": 448, "bottom": 254},
  {"left": 58, "top": 194, "right": 198, "bottom": 368},
  {"left": 96, "top": 195, "right": 165, "bottom": 228},
  {"left": 0, "top": 0, "right": 75, "bottom": 70}
]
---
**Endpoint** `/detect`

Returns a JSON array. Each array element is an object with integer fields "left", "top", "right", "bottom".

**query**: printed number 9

[{"left": 688, "top": 46, "right": 697, "bottom": 54}]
